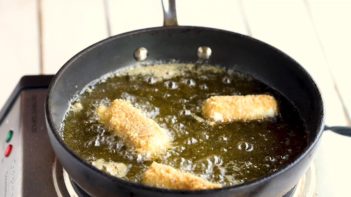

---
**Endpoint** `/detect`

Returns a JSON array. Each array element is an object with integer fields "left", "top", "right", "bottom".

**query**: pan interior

[
  {"left": 47, "top": 26, "right": 323, "bottom": 190},
  {"left": 61, "top": 63, "right": 308, "bottom": 187}
]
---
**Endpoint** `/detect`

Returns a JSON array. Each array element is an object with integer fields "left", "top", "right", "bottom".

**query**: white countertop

[{"left": 1, "top": 0, "right": 350, "bottom": 196}]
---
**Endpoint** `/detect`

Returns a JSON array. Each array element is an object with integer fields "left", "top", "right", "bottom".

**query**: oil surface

[{"left": 62, "top": 64, "right": 308, "bottom": 186}]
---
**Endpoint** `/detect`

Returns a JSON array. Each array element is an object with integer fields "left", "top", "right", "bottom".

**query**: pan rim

[{"left": 46, "top": 25, "right": 325, "bottom": 194}]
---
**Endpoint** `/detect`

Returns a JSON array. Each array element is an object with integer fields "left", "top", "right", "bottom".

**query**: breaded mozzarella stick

[
  {"left": 143, "top": 162, "right": 221, "bottom": 190},
  {"left": 202, "top": 95, "right": 278, "bottom": 123},
  {"left": 97, "top": 99, "right": 171, "bottom": 158}
]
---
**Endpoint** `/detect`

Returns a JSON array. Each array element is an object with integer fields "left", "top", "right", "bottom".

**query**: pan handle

[
  {"left": 162, "top": 0, "right": 178, "bottom": 26},
  {"left": 324, "top": 125, "right": 351, "bottom": 137}
]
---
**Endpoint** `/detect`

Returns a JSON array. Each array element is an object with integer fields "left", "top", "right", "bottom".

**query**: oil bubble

[
  {"left": 186, "top": 79, "right": 196, "bottom": 87},
  {"left": 264, "top": 156, "right": 277, "bottom": 163},
  {"left": 222, "top": 76, "right": 231, "bottom": 84},
  {"left": 145, "top": 76, "right": 157, "bottom": 84},
  {"left": 163, "top": 93, "right": 171, "bottom": 98},
  {"left": 219, "top": 135, "right": 228, "bottom": 142},
  {"left": 94, "top": 137, "right": 101, "bottom": 147},
  {"left": 281, "top": 154, "right": 289, "bottom": 160},
  {"left": 180, "top": 109, "right": 192, "bottom": 116},
  {"left": 164, "top": 81, "right": 178, "bottom": 89},
  {"left": 186, "top": 137, "right": 198, "bottom": 145},
  {"left": 237, "top": 141, "right": 254, "bottom": 152}
]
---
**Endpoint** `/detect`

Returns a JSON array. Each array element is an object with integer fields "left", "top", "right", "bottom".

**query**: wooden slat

[
  {"left": 177, "top": 0, "right": 247, "bottom": 34},
  {"left": 241, "top": 0, "right": 347, "bottom": 126},
  {"left": 0, "top": 0, "right": 40, "bottom": 108},
  {"left": 241, "top": 1, "right": 350, "bottom": 196},
  {"left": 41, "top": 0, "right": 108, "bottom": 74},
  {"left": 107, "top": 0, "right": 247, "bottom": 35},
  {"left": 314, "top": 131, "right": 351, "bottom": 197},
  {"left": 306, "top": 1, "right": 351, "bottom": 196},
  {"left": 307, "top": 0, "right": 351, "bottom": 121},
  {"left": 106, "top": 0, "right": 162, "bottom": 35}
]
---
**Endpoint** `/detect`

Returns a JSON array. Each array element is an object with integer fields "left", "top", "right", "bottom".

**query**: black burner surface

[{"left": 70, "top": 180, "right": 91, "bottom": 197}]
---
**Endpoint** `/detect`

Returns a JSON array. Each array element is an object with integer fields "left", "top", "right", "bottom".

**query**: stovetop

[
  {"left": 0, "top": 75, "right": 314, "bottom": 197},
  {"left": 0, "top": 76, "right": 56, "bottom": 197}
]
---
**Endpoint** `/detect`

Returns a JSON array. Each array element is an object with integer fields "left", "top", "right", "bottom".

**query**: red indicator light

[{"left": 4, "top": 144, "right": 13, "bottom": 157}]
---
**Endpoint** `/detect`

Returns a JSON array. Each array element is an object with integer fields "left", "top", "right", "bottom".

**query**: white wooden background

[{"left": 0, "top": 0, "right": 350, "bottom": 196}]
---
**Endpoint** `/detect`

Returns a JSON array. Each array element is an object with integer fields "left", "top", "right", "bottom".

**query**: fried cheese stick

[
  {"left": 143, "top": 162, "right": 221, "bottom": 190},
  {"left": 202, "top": 95, "right": 278, "bottom": 123},
  {"left": 97, "top": 99, "right": 171, "bottom": 158}
]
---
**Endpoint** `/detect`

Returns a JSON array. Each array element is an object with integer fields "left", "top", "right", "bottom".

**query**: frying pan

[{"left": 45, "top": 1, "right": 351, "bottom": 196}]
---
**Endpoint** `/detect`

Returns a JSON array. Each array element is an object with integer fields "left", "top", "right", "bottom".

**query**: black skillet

[{"left": 45, "top": 0, "right": 351, "bottom": 196}]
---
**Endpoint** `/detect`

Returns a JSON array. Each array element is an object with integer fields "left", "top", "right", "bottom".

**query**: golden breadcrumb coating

[
  {"left": 97, "top": 99, "right": 171, "bottom": 158},
  {"left": 202, "top": 95, "right": 278, "bottom": 123},
  {"left": 143, "top": 162, "right": 222, "bottom": 190}
]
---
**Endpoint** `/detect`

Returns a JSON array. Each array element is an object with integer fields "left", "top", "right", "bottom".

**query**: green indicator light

[{"left": 6, "top": 130, "right": 13, "bottom": 143}]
